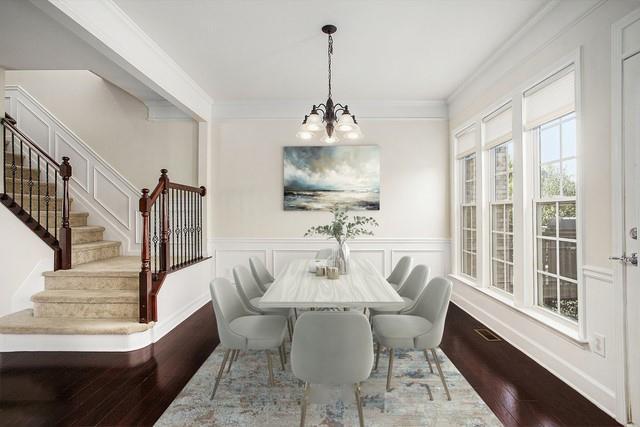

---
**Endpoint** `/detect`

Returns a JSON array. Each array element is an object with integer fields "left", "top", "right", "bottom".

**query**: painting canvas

[{"left": 283, "top": 145, "right": 380, "bottom": 211}]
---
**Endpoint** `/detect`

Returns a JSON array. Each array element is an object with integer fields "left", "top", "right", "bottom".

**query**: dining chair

[
  {"left": 291, "top": 311, "right": 373, "bottom": 427},
  {"left": 372, "top": 276, "right": 453, "bottom": 399},
  {"left": 249, "top": 256, "right": 274, "bottom": 293},
  {"left": 233, "top": 265, "right": 294, "bottom": 339},
  {"left": 209, "top": 278, "right": 288, "bottom": 400},
  {"left": 387, "top": 256, "right": 413, "bottom": 291},
  {"left": 315, "top": 248, "right": 334, "bottom": 259},
  {"left": 369, "top": 265, "right": 430, "bottom": 316}
]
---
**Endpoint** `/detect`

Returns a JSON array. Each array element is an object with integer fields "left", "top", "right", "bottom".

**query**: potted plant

[{"left": 304, "top": 207, "right": 379, "bottom": 274}]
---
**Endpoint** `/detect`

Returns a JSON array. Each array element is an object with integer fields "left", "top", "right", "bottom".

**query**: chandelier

[{"left": 296, "top": 24, "right": 363, "bottom": 143}]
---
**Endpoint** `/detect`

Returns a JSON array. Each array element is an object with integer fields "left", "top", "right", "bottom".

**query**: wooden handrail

[
  {"left": 1, "top": 117, "right": 72, "bottom": 270},
  {"left": 138, "top": 169, "right": 207, "bottom": 323}
]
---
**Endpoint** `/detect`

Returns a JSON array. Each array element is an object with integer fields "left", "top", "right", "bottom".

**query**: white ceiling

[{"left": 114, "top": 0, "right": 549, "bottom": 103}]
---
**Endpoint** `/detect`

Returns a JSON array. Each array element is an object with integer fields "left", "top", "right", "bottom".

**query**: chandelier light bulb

[
  {"left": 296, "top": 130, "right": 314, "bottom": 140},
  {"left": 336, "top": 114, "right": 355, "bottom": 132},
  {"left": 322, "top": 133, "right": 340, "bottom": 144},
  {"left": 306, "top": 122, "right": 323, "bottom": 132},
  {"left": 307, "top": 112, "right": 322, "bottom": 125}
]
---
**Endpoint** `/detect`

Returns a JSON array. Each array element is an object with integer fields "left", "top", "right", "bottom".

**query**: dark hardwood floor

[{"left": 0, "top": 303, "right": 620, "bottom": 426}]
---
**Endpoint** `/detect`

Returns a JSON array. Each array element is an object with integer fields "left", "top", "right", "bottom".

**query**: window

[
  {"left": 490, "top": 142, "right": 513, "bottom": 293},
  {"left": 524, "top": 65, "right": 578, "bottom": 322},
  {"left": 483, "top": 104, "right": 514, "bottom": 294},
  {"left": 533, "top": 113, "right": 577, "bottom": 321},
  {"left": 461, "top": 154, "right": 477, "bottom": 278}
]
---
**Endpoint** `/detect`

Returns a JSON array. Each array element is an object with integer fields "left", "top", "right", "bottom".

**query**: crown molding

[
  {"left": 32, "top": 0, "right": 213, "bottom": 121},
  {"left": 212, "top": 99, "right": 448, "bottom": 120}
]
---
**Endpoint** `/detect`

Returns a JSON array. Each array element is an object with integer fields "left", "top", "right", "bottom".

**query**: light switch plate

[{"left": 592, "top": 333, "right": 606, "bottom": 358}]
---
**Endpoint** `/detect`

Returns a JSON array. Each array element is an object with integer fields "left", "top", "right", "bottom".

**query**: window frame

[{"left": 460, "top": 153, "right": 478, "bottom": 280}]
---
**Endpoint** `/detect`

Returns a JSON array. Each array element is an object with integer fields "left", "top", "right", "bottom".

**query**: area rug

[{"left": 156, "top": 345, "right": 500, "bottom": 426}]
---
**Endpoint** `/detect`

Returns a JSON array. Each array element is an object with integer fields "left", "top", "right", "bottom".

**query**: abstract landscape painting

[{"left": 283, "top": 145, "right": 380, "bottom": 211}]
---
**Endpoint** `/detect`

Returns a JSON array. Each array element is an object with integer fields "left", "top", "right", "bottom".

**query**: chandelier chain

[{"left": 327, "top": 34, "right": 333, "bottom": 99}]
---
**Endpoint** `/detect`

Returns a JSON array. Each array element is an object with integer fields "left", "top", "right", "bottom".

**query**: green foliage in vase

[{"left": 304, "top": 207, "right": 379, "bottom": 244}]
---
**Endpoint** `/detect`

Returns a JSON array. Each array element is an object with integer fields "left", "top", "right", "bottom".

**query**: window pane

[
  {"left": 537, "top": 203, "right": 557, "bottom": 237},
  {"left": 559, "top": 241, "right": 577, "bottom": 280},
  {"left": 560, "top": 280, "right": 578, "bottom": 321},
  {"left": 506, "top": 264, "right": 514, "bottom": 294},
  {"left": 538, "top": 273, "right": 558, "bottom": 312},
  {"left": 492, "top": 260, "right": 504, "bottom": 290},
  {"left": 559, "top": 202, "right": 576, "bottom": 239},
  {"left": 470, "top": 254, "right": 477, "bottom": 278},
  {"left": 492, "top": 205, "right": 505, "bottom": 232},
  {"left": 465, "top": 180, "right": 475, "bottom": 203},
  {"left": 495, "top": 174, "right": 508, "bottom": 200},
  {"left": 495, "top": 145, "right": 508, "bottom": 173},
  {"left": 537, "top": 238, "right": 557, "bottom": 274},
  {"left": 540, "top": 162, "right": 561, "bottom": 197},
  {"left": 506, "top": 204, "right": 513, "bottom": 232},
  {"left": 540, "top": 124, "right": 561, "bottom": 163},
  {"left": 493, "top": 233, "right": 505, "bottom": 260},
  {"left": 470, "top": 230, "right": 476, "bottom": 252},
  {"left": 505, "top": 234, "right": 513, "bottom": 262},
  {"left": 562, "top": 116, "right": 576, "bottom": 158},
  {"left": 463, "top": 230, "right": 471, "bottom": 251},
  {"left": 562, "top": 159, "right": 576, "bottom": 197}
]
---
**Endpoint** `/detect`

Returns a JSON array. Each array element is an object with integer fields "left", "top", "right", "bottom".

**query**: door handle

[{"left": 609, "top": 253, "right": 638, "bottom": 266}]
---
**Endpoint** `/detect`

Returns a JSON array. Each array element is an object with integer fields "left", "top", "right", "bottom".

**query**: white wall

[
  {"left": 5, "top": 70, "right": 198, "bottom": 189},
  {"left": 212, "top": 118, "right": 449, "bottom": 238},
  {"left": 447, "top": 1, "right": 640, "bottom": 421},
  {"left": 0, "top": 207, "right": 53, "bottom": 317}
]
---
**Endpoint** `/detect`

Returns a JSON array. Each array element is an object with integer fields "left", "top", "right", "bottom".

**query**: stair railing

[
  {"left": 139, "top": 169, "right": 207, "bottom": 323},
  {"left": 1, "top": 113, "right": 72, "bottom": 270}
]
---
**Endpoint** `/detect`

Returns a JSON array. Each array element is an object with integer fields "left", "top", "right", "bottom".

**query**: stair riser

[
  {"left": 33, "top": 302, "right": 138, "bottom": 319},
  {"left": 72, "top": 245, "right": 120, "bottom": 266},
  {"left": 72, "top": 229, "right": 104, "bottom": 245},
  {"left": 44, "top": 276, "right": 138, "bottom": 291},
  {"left": 31, "top": 212, "right": 87, "bottom": 228}
]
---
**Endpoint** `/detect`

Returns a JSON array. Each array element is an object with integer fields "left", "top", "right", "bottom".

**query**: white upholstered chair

[
  {"left": 233, "top": 265, "right": 293, "bottom": 339},
  {"left": 387, "top": 256, "right": 413, "bottom": 291},
  {"left": 209, "top": 278, "right": 288, "bottom": 400},
  {"left": 249, "top": 256, "right": 274, "bottom": 293},
  {"left": 369, "top": 265, "right": 430, "bottom": 316},
  {"left": 291, "top": 311, "right": 373, "bottom": 427},
  {"left": 372, "top": 276, "right": 453, "bottom": 399}
]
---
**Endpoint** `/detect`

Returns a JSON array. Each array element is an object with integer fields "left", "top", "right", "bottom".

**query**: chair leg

[
  {"left": 226, "top": 350, "right": 237, "bottom": 374},
  {"left": 424, "top": 349, "right": 434, "bottom": 373},
  {"left": 354, "top": 383, "right": 365, "bottom": 427},
  {"left": 266, "top": 350, "right": 275, "bottom": 386},
  {"left": 210, "top": 349, "right": 231, "bottom": 400},
  {"left": 386, "top": 348, "right": 394, "bottom": 392},
  {"left": 374, "top": 342, "right": 381, "bottom": 371},
  {"left": 278, "top": 345, "right": 286, "bottom": 371},
  {"left": 300, "top": 382, "right": 310, "bottom": 427},
  {"left": 426, "top": 383, "right": 433, "bottom": 401},
  {"left": 294, "top": 308, "right": 298, "bottom": 319},
  {"left": 287, "top": 318, "right": 293, "bottom": 342},
  {"left": 281, "top": 342, "right": 287, "bottom": 364},
  {"left": 431, "top": 348, "right": 451, "bottom": 400},
  {"left": 234, "top": 350, "right": 240, "bottom": 361}
]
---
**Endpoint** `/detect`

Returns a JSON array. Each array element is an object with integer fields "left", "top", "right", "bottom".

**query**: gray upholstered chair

[
  {"left": 291, "top": 311, "right": 373, "bottom": 427},
  {"left": 315, "top": 248, "right": 334, "bottom": 259},
  {"left": 369, "top": 265, "right": 430, "bottom": 316},
  {"left": 209, "top": 278, "right": 288, "bottom": 400},
  {"left": 249, "top": 256, "right": 274, "bottom": 293},
  {"left": 372, "top": 277, "right": 453, "bottom": 399},
  {"left": 387, "top": 256, "right": 413, "bottom": 291},
  {"left": 233, "top": 265, "right": 293, "bottom": 339}
]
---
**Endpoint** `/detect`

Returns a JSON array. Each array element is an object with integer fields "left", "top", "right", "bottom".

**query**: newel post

[
  {"left": 59, "top": 157, "right": 72, "bottom": 270},
  {"left": 139, "top": 188, "right": 153, "bottom": 323},
  {"left": 159, "top": 169, "right": 170, "bottom": 273}
]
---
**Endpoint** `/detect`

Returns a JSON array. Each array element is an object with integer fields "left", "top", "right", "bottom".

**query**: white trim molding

[{"left": 210, "top": 237, "right": 451, "bottom": 282}]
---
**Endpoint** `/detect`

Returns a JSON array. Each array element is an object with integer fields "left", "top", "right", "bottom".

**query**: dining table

[{"left": 258, "top": 258, "right": 405, "bottom": 310}]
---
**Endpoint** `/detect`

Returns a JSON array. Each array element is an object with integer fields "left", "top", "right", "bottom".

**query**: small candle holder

[
  {"left": 316, "top": 266, "right": 327, "bottom": 277},
  {"left": 327, "top": 267, "right": 340, "bottom": 280}
]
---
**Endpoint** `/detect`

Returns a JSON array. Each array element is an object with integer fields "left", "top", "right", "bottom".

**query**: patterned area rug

[{"left": 156, "top": 344, "right": 499, "bottom": 426}]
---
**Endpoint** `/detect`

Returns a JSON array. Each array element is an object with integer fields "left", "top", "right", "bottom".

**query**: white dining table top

[{"left": 258, "top": 258, "right": 405, "bottom": 309}]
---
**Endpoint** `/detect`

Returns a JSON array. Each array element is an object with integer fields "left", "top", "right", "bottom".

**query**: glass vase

[{"left": 335, "top": 240, "right": 351, "bottom": 274}]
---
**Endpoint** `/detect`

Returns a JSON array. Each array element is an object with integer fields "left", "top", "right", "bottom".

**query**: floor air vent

[{"left": 474, "top": 328, "right": 502, "bottom": 342}]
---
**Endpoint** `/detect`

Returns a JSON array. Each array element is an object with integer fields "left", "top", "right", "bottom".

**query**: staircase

[{"left": 0, "top": 123, "right": 153, "bottom": 335}]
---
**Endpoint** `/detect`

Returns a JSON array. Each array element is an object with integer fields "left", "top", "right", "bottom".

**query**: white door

[{"left": 623, "top": 50, "right": 640, "bottom": 425}]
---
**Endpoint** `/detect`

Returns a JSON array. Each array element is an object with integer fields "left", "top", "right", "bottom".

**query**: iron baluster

[
  {"left": 37, "top": 153, "right": 41, "bottom": 222},
  {"left": 54, "top": 170, "right": 58, "bottom": 241},
  {"left": 20, "top": 138, "right": 23, "bottom": 207},
  {"left": 28, "top": 147, "right": 32, "bottom": 216},
  {"left": 45, "top": 164, "right": 49, "bottom": 232}
]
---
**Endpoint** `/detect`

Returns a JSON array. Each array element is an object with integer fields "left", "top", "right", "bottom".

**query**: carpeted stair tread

[
  {"left": 31, "top": 289, "right": 138, "bottom": 304},
  {"left": 43, "top": 256, "right": 140, "bottom": 277}
]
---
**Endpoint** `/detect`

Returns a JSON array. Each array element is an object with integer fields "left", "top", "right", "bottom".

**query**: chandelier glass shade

[{"left": 296, "top": 25, "right": 363, "bottom": 143}]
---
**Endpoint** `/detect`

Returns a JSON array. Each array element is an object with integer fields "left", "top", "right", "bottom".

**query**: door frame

[{"left": 612, "top": 8, "right": 640, "bottom": 425}]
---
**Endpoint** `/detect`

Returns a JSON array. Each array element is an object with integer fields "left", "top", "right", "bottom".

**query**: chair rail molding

[
  {"left": 210, "top": 237, "right": 451, "bottom": 282},
  {"left": 5, "top": 85, "right": 141, "bottom": 255}
]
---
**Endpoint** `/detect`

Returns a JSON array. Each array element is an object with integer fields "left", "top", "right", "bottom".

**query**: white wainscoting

[
  {"left": 5, "top": 85, "right": 141, "bottom": 254},
  {"left": 210, "top": 237, "right": 451, "bottom": 281}
]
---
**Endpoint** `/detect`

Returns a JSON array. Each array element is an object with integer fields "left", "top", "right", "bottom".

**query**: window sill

[{"left": 448, "top": 274, "right": 589, "bottom": 348}]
